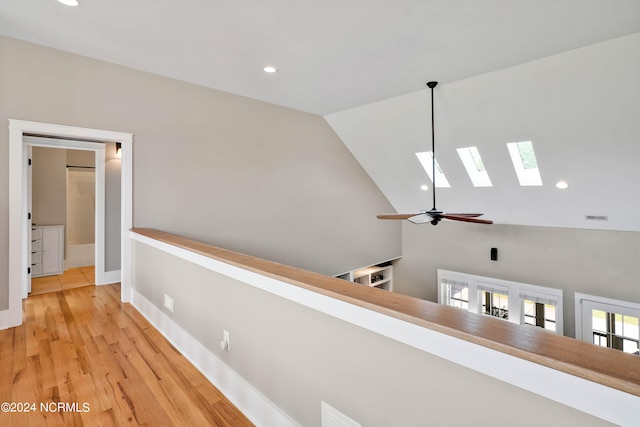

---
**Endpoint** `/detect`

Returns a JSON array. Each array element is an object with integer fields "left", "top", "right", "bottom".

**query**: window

[
  {"left": 441, "top": 277, "right": 469, "bottom": 310},
  {"left": 438, "top": 270, "right": 564, "bottom": 334},
  {"left": 522, "top": 299, "right": 557, "bottom": 332},
  {"left": 456, "top": 147, "right": 492, "bottom": 187},
  {"left": 506, "top": 141, "right": 542, "bottom": 186},
  {"left": 416, "top": 151, "right": 451, "bottom": 187},
  {"left": 576, "top": 294, "right": 640, "bottom": 355},
  {"left": 477, "top": 284, "right": 509, "bottom": 320}
]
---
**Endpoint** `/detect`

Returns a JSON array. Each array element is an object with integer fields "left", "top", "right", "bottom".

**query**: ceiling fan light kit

[{"left": 377, "top": 81, "right": 493, "bottom": 226}]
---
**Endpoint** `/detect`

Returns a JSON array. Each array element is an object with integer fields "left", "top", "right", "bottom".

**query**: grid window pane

[
  {"left": 591, "top": 310, "right": 639, "bottom": 354},
  {"left": 482, "top": 291, "right": 508, "bottom": 319},
  {"left": 544, "top": 305, "right": 557, "bottom": 332},
  {"left": 523, "top": 299, "right": 556, "bottom": 331},
  {"left": 442, "top": 279, "right": 469, "bottom": 310}
]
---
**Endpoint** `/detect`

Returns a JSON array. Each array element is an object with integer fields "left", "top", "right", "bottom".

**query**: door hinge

[
  {"left": 28, "top": 158, "right": 32, "bottom": 166},
  {"left": 28, "top": 212, "right": 31, "bottom": 220},
  {"left": 28, "top": 267, "right": 31, "bottom": 275}
]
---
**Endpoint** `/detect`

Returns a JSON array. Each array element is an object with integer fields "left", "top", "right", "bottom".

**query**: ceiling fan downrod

[
  {"left": 427, "top": 81, "right": 438, "bottom": 212},
  {"left": 374, "top": 80, "right": 492, "bottom": 226}
]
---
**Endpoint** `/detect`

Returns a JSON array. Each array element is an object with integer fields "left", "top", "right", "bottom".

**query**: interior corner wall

[
  {"left": 394, "top": 222, "right": 640, "bottom": 338},
  {"left": 0, "top": 35, "right": 400, "bottom": 311}
]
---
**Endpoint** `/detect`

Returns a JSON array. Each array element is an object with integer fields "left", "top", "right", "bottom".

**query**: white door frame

[{"left": 8, "top": 119, "right": 133, "bottom": 329}]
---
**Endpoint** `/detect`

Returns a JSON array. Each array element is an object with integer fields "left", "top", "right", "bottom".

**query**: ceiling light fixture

[
  {"left": 57, "top": 0, "right": 80, "bottom": 6},
  {"left": 420, "top": 185, "right": 429, "bottom": 191},
  {"left": 263, "top": 66, "right": 277, "bottom": 73},
  {"left": 556, "top": 181, "right": 569, "bottom": 189}
]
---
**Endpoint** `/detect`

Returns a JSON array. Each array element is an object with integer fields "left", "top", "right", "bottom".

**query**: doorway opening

[
  {"left": 28, "top": 143, "right": 116, "bottom": 296},
  {"left": 7, "top": 119, "right": 133, "bottom": 329}
]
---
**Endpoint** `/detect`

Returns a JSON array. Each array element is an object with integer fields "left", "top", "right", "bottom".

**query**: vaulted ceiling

[{"left": 2, "top": 0, "right": 640, "bottom": 231}]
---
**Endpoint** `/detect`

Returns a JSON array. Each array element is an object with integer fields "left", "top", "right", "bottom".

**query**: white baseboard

[
  {"left": 100, "top": 269, "right": 121, "bottom": 285},
  {"left": 0, "top": 309, "right": 8, "bottom": 330},
  {"left": 130, "top": 289, "right": 298, "bottom": 427}
]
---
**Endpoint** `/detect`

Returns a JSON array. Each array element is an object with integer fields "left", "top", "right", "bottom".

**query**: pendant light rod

[{"left": 427, "top": 81, "right": 438, "bottom": 211}]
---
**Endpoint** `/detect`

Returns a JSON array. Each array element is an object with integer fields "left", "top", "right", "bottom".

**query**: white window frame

[
  {"left": 416, "top": 151, "right": 451, "bottom": 188},
  {"left": 456, "top": 146, "right": 492, "bottom": 187},
  {"left": 438, "top": 271, "right": 471, "bottom": 310},
  {"left": 438, "top": 270, "right": 564, "bottom": 334},
  {"left": 506, "top": 141, "right": 543, "bottom": 186},
  {"left": 575, "top": 293, "right": 640, "bottom": 347}
]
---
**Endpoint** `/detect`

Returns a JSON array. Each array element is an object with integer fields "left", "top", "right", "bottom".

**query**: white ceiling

[
  {"left": 2, "top": 1, "right": 640, "bottom": 232},
  {"left": 1, "top": 0, "right": 639, "bottom": 115}
]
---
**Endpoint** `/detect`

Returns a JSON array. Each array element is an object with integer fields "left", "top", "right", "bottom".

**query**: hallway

[{"left": 0, "top": 283, "right": 253, "bottom": 426}]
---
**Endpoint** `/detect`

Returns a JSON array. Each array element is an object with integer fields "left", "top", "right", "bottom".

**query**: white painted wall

[
  {"left": 32, "top": 147, "right": 67, "bottom": 227},
  {"left": 0, "top": 35, "right": 400, "bottom": 311}
]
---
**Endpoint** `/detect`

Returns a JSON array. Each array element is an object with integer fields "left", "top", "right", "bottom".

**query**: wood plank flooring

[
  {"left": 31, "top": 267, "right": 95, "bottom": 296},
  {"left": 0, "top": 284, "right": 254, "bottom": 426}
]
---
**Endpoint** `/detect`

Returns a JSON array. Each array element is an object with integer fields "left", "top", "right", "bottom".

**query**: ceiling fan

[{"left": 377, "top": 81, "right": 493, "bottom": 226}]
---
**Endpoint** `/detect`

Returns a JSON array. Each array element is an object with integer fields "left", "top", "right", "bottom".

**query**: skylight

[
  {"left": 416, "top": 152, "right": 450, "bottom": 188},
  {"left": 506, "top": 141, "right": 542, "bottom": 186},
  {"left": 456, "top": 147, "right": 492, "bottom": 187}
]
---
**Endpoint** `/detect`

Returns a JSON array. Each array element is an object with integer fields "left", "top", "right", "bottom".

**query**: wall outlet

[{"left": 164, "top": 294, "right": 174, "bottom": 312}]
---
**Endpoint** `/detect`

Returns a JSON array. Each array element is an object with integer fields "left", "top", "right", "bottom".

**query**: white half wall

[{"left": 131, "top": 231, "right": 638, "bottom": 427}]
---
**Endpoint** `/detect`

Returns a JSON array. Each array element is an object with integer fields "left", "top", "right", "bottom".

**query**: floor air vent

[{"left": 321, "top": 402, "right": 361, "bottom": 427}]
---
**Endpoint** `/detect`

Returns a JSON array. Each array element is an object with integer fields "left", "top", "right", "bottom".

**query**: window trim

[
  {"left": 574, "top": 293, "right": 640, "bottom": 345},
  {"left": 438, "top": 269, "right": 563, "bottom": 334},
  {"left": 416, "top": 151, "right": 451, "bottom": 188},
  {"left": 506, "top": 141, "right": 543, "bottom": 186},
  {"left": 456, "top": 146, "right": 492, "bottom": 187}
]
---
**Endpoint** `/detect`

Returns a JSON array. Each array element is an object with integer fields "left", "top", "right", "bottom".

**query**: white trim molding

[
  {"left": 7, "top": 119, "right": 133, "bottom": 329},
  {"left": 437, "top": 269, "right": 564, "bottom": 334},
  {"left": 103, "top": 270, "right": 123, "bottom": 285},
  {"left": 575, "top": 292, "right": 640, "bottom": 342},
  {"left": 131, "top": 289, "right": 299, "bottom": 427}
]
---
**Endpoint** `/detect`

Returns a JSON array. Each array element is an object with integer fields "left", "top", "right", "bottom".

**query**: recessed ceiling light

[
  {"left": 57, "top": 0, "right": 79, "bottom": 6},
  {"left": 420, "top": 185, "right": 429, "bottom": 191},
  {"left": 263, "top": 66, "right": 277, "bottom": 73},
  {"left": 556, "top": 181, "right": 569, "bottom": 189}
]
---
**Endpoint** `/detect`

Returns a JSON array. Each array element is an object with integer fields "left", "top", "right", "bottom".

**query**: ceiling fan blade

[
  {"left": 376, "top": 213, "right": 421, "bottom": 220},
  {"left": 445, "top": 213, "right": 484, "bottom": 218},
  {"left": 408, "top": 213, "right": 433, "bottom": 224},
  {"left": 441, "top": 214, "right": 493, "bottom": 224}
]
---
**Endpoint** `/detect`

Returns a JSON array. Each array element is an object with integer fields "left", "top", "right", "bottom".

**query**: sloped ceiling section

[
  {"left": 326, "top": 33, "right": 640, "bottom": 232},
  {"left": 1, "top": 0, "right": 639, "bottom": 115}
]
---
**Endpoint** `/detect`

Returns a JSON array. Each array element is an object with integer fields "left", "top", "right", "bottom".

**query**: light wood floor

[
  {"left": 0, "top": 283, "right": 253, "bottom": 426},
  {"left": 30, "top": 266, "right": 95, "bottom": 296}
]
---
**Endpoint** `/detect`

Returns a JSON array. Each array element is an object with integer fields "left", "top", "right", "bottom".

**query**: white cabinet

[
  {"left": 336, "top": 261, "right": 395, "bottom": 291},
  {"left": 354, "top": 265, "right": 393, "bottom": 291},
  {"left": 31, "top": 225, "right": 64, "bottom": 278}
]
